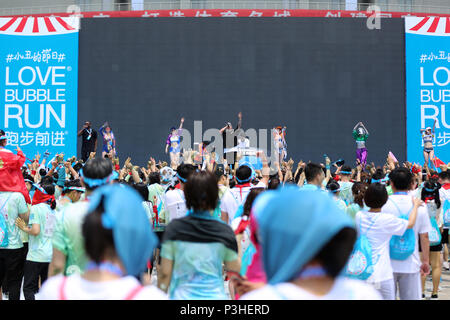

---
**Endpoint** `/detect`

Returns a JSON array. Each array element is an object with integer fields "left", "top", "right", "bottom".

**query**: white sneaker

[{"left": 443, "top": 261, "right": 449, "bottom": 270}]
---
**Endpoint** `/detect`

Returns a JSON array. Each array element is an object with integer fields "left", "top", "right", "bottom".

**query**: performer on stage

[
  {"left": 165, "top": 117, "right": 184, "bottom": 169},
  {"left": 99, "top": 122, "right": 116, "bottom": 158},
  {"left": 420, "top": 119, "right": 437, "bottom": 168},
  {"left": 77, "top": 121, "right": 97, "bottom": 162},
  {"left": 273, "top": 126, "right": 287, "bottom": 165},
  {"left": 220, "top": 112, "right": 242, "bottom": 166},
  {"left": 352, "top": 122, "right": 369, "bottom": 170}
]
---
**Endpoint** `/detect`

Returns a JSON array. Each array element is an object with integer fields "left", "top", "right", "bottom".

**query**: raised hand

[
  {"left": 126, "top": 162, "right": 133, "bottom": 171},
  {"left": 124, "top": 157, "right": 131, "bottom": 168},
  {"left": 287, "top": 158, "right": 294, "bottom": 170}
]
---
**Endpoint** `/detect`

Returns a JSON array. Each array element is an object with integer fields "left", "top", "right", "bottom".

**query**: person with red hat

[
  {"left": 15, "top": 183, "right": 57, "bottom": 300},
  {"left": 0, "top": 130, "right": 30, "bottom": 300}
]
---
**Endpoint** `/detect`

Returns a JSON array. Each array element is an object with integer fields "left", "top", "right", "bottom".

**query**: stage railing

[{"left": 1, "top": 1, "right": 450, "bottom": 16}]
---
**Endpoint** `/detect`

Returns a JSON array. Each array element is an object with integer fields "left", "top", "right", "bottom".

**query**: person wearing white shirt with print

[
  {"left": 220, "top": 153, "right": 269, "bottom": 225},
  {"left": 356, "top": 183, "right": 422, "bottom": 300},
  {"left": 164, "top": 164, "right": 196, "bottom": 223},
  {"left": 382, "top": 168, "right": 431, "bottom": 300}
]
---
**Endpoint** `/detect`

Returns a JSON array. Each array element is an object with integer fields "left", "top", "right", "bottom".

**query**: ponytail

[{"left": 352, "top": 182, "right": 367, "bottom": 208}]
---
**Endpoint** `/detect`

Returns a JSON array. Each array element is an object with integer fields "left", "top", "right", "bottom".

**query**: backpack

[
  {"left": 388, "top": 199, "right": 416, "bottom": 260},
  {"left": 233, "top": 204, "right": 244, "bottom": 220},
  {"left": 443, "top": 199, "right": 450, "bottom": 228},
  {"left": 230, "top": 187, "right": 249, "bottom": 221},
  {"left": 428, "top": 216, "right": 442, "bottom": 246},
  {"left": 345, "top": 213, "right": 379, "bottom": 280},
  {"left": 0, "top": 194, "right": 13, "bottom": 248}
]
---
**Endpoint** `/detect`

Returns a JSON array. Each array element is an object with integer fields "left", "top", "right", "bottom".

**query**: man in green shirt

[{"left": 48, "top": 158, "right": 113, "bottom": 278}]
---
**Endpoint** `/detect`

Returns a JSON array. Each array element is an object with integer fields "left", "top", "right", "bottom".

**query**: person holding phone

[{"left": 77, "top": 121, "right": 97, "bottom": 163}]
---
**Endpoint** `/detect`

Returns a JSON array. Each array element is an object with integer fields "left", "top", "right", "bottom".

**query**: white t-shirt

[
  {"left": 220, "top": 190, "right": 239, "bottom": 225},
  {"left": 355, "top": 211, "right": 408, "bottom": 283},
  {"left": 37, "top": 274, "right": 167, "bottom": 300},
  {"left": 382, "top": 194, "right": 432, "bottom": 274},
  {"left": 240, "top": 277, "right": 381, "bottom": 300},
  {"left": 220, "top": 181, "right": 266, "bottom": 225},
  {"left": 164, "top": 189, "right": 187, "bottom": 223}
]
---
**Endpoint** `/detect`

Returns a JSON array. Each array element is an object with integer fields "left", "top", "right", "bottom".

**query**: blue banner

[
  {"left": 405, "top": 17, "right": 450, "bottom": 166},
  {"left": 0, "top": 17, "right": 79, "bottom": 163}
]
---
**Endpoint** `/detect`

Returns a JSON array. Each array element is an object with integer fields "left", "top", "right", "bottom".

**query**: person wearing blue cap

[
  {"left": 48, "top": 158, "right": 115, "bottom": 278},
  {"left": 239, "top": 186, "right": 381, "bottom": 300},
  {"left": 158, "top": 170, "right": 240, "bottom": 299},
  {"left": 37, "top": 184, "right": 166, "bottom": 300}
]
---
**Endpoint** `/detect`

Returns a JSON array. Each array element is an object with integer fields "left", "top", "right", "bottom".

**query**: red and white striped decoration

[
  {"left": 0, "top": 16, "right": 79, "bottom": 35},
  {"left": 406, "top": 16, "right": 450, "bottom": 36}
]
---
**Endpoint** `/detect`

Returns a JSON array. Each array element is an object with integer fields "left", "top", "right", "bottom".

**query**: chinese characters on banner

[
  {"left": 0, "top": 17, "right": 79, "bottom": 160},
  {"left": 405, "top": 17, "right": 450, "bottom": 164},
  {"left": 4, "top": 9, "right": 450, "bottom": 19}
]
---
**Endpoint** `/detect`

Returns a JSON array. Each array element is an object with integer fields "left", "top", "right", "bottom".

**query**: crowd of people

[{"left": 0, "top": 125, "right": 449, "bottom": 301}]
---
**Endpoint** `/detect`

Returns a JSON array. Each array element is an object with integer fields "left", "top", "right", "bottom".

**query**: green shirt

[
  {"left": 27, "top": 203, "right": 56, "bottom": 263},
  {"left": 19, "top": 203, "right": 32, "bottom": 244},
  {"left": 386, "top": 185, "right": 393, "bottom": 196},
  {"left": 352, "top": 130, "right": 369, "bottom": 142},
  {"left": 52, "top": 201, "right": 89, "bottom": 275},
  {"left": 338, "top": 181, "right": 354, "bottom": 205},
  {"left": 142, "top": 201, "right": 153, "bottom": 222},
  {"left": 54, "top": 186, "right": 63, "bottom": 201},
  {"left": 0, "top": 192, "right": 28, "bottom": 249},
  {"left": 161, "top": 240, "right": 238, "bottom": 299}
]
